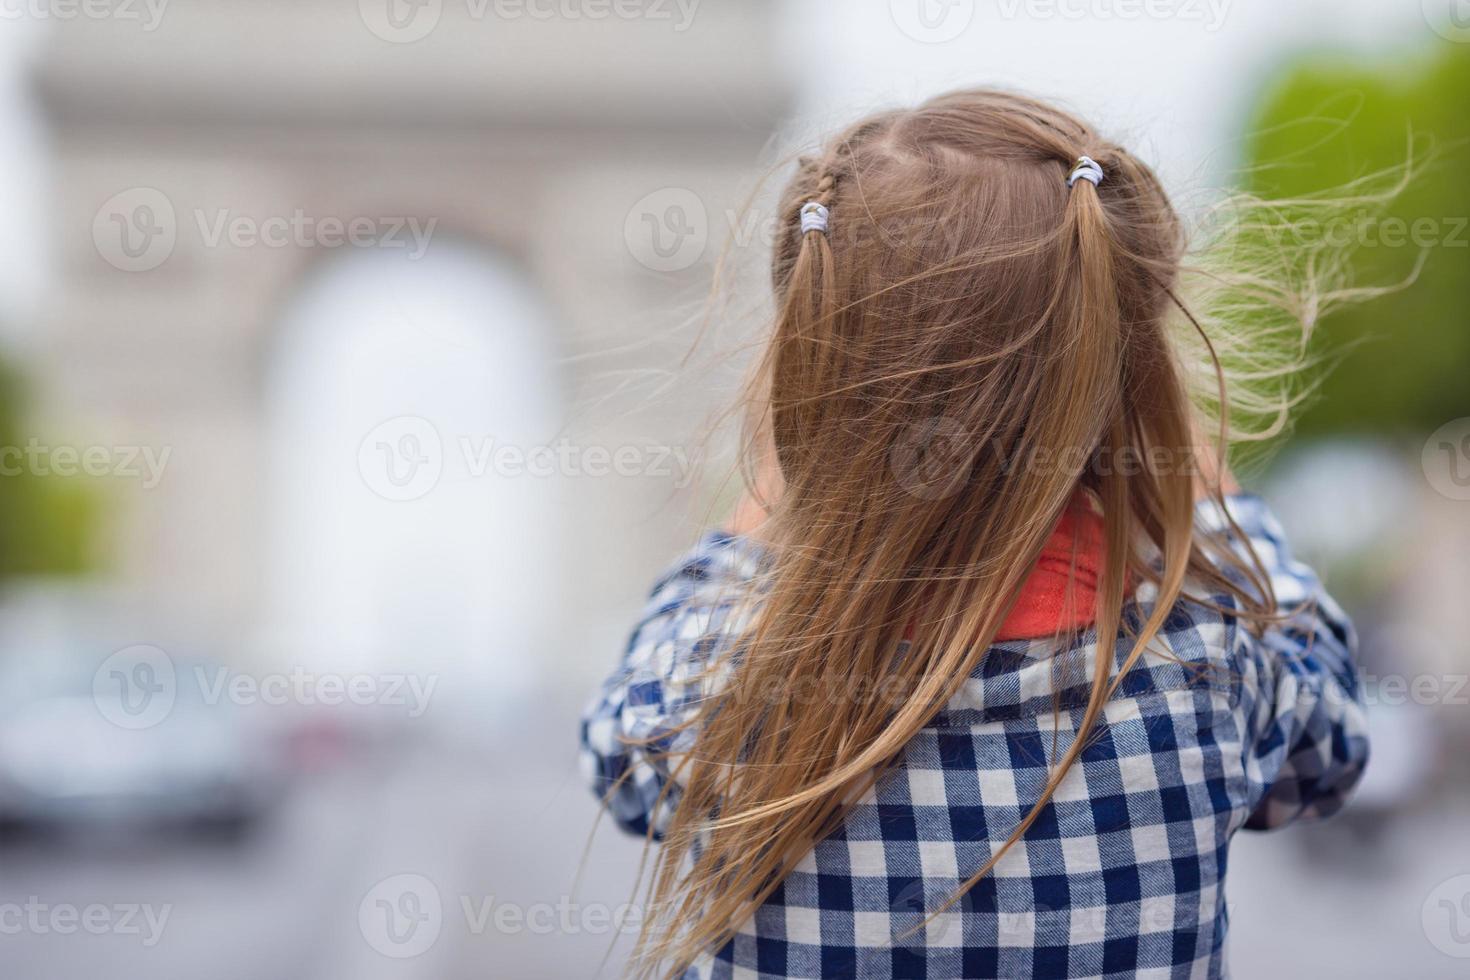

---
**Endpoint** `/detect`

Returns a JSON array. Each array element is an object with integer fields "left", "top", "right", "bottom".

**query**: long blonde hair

[{"left": 619, "top": 89, "right": 1352, "bottom": 977}]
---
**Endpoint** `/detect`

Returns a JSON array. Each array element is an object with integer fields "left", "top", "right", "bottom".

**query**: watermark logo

[
  {"left": 1423, "top": 0, "right": 1470, "bottom": 43},
  {"left": 890, "top": 0, "right": 974, "bottom": 42},
  {"left": 359, "top": 874, "right": 444, "bottom": 958},
  {"left": 890, "top": 416, "right": 974, "bottom": 500},
  {"left": 887, "top": 880, "right": 967, "bottom": 945},
  {"left": 359, "top": 416, "right": 445, "bottom": 502},
  {"left": 93, "top": 644, "right": 177, "bottom": 730},
  {"left": 624, "top": 187, "right": 708, "bottom": 272},
  {"left": 1423, "top": 417, "right": 1470, "bottom": 501},
  {"left": 93, "top": 187, "right": 177, "bottom": 273},
  {"left": 360, "top": 0, "right": 443, "bottom": 42},
  {"left": 1423, "top": 874, "right": 1470, "bottom": 957}
]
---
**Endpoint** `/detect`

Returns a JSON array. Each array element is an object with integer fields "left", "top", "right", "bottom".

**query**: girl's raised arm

[{"left": 1200, "top": 493, "right": 1371, "bottom": 829}]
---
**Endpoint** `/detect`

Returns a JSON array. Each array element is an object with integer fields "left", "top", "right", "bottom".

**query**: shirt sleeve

[
  {"left": 578, "top": 530, "right": 764, "bottom": 838},
  {"left": 1197, "top": 493, "right": 1371, "bottom": 830}
]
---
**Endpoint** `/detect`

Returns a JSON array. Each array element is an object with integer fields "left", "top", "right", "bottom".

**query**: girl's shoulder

[{"left": 931, "top": 590, "right": 1244, "bottom": 729}]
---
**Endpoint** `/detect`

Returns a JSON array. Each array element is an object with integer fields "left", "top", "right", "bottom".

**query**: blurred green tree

[
  {"left": 1241, "top": 43, "right": 1470, "bottom": 438},
  {"left": 0, "top": 358, "right": 99, "bottom": 580}
]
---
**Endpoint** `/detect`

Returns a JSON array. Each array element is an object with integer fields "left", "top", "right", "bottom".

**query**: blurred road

[
  {"left": 0, "top": 718, "right": 646, "bottom": 980},
  {"left": 2, "top": 713, "right": 1465, "bottom": 979}
]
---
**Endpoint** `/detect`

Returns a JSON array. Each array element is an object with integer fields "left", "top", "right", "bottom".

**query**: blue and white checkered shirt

[{"left": 581, "top": 494, "right": 1369, "bottom": 978}]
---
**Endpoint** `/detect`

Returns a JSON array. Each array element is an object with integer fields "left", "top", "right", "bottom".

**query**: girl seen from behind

[{"left": 582, "top": 89, "right": 1371, "bottom": 980}]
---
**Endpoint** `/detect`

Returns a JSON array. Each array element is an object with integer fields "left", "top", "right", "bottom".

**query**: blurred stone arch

[{"left": 33, "top": 0, "right": 787, "bottom": 688}]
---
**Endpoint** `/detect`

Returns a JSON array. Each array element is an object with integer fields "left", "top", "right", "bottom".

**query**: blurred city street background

[{"left": 0, "top": 1, "right": 1466, "bottom": 977}]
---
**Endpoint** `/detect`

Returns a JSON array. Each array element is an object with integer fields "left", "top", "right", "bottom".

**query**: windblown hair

[{"left": 616, "top": 89, "right": 1354, "bottom": 977}]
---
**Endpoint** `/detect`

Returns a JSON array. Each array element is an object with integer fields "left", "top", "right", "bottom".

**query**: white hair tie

[
  {"left": 799, "top": 201, "right": 830, "bottom": 235},
  {"left": 1067, "top": 156, "right": 1104, "bottom": 188}
]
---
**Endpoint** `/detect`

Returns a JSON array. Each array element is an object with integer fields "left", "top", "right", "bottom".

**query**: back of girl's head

[
  {"left": 631, "top": 89, "right": 1305, "bottom": 979},
  {"left": 758, "top": 90, "right": 1202, "bottom": 591}
]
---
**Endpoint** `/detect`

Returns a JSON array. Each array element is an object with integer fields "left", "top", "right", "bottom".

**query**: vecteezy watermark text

[
  {"left": 358, "top": 874, "right": 644, "bottom": 958},
  {"left": 0, "top": 0, "right": 169, "bottom": 30},
  {"left": 888, "top": 0, "right": 1229, "bottom": 44},
  {"left": 193, "top": 666, "right": 437, "bottom": 718},
  {"left": 194, "top": 210, "right": 436, "bottom": 259},
  {"left": 994, "top": 0, "right": 1230, "bottom": 30},
  {"left": 0, "top": 899, "right": 171, "bottom": 947},
  {"left": 358, "top": 416, "right": 699, "bottom": 502},
  {"left": 0, "top": 439, "right": 170, "bottom": 489},
  {"left": 358, "top": 0, "right": 702, "bottom": 44},
  {"left": 93, "top": 645, "right": 438, "bottom": 729},
  {"left": 93, "top": 187, "right": 439, "bottom": 272}
]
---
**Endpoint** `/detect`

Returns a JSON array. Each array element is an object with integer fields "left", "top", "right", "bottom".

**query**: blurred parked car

[{"left": 0, "top": 658, "right": 284, "bottom": 840}]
